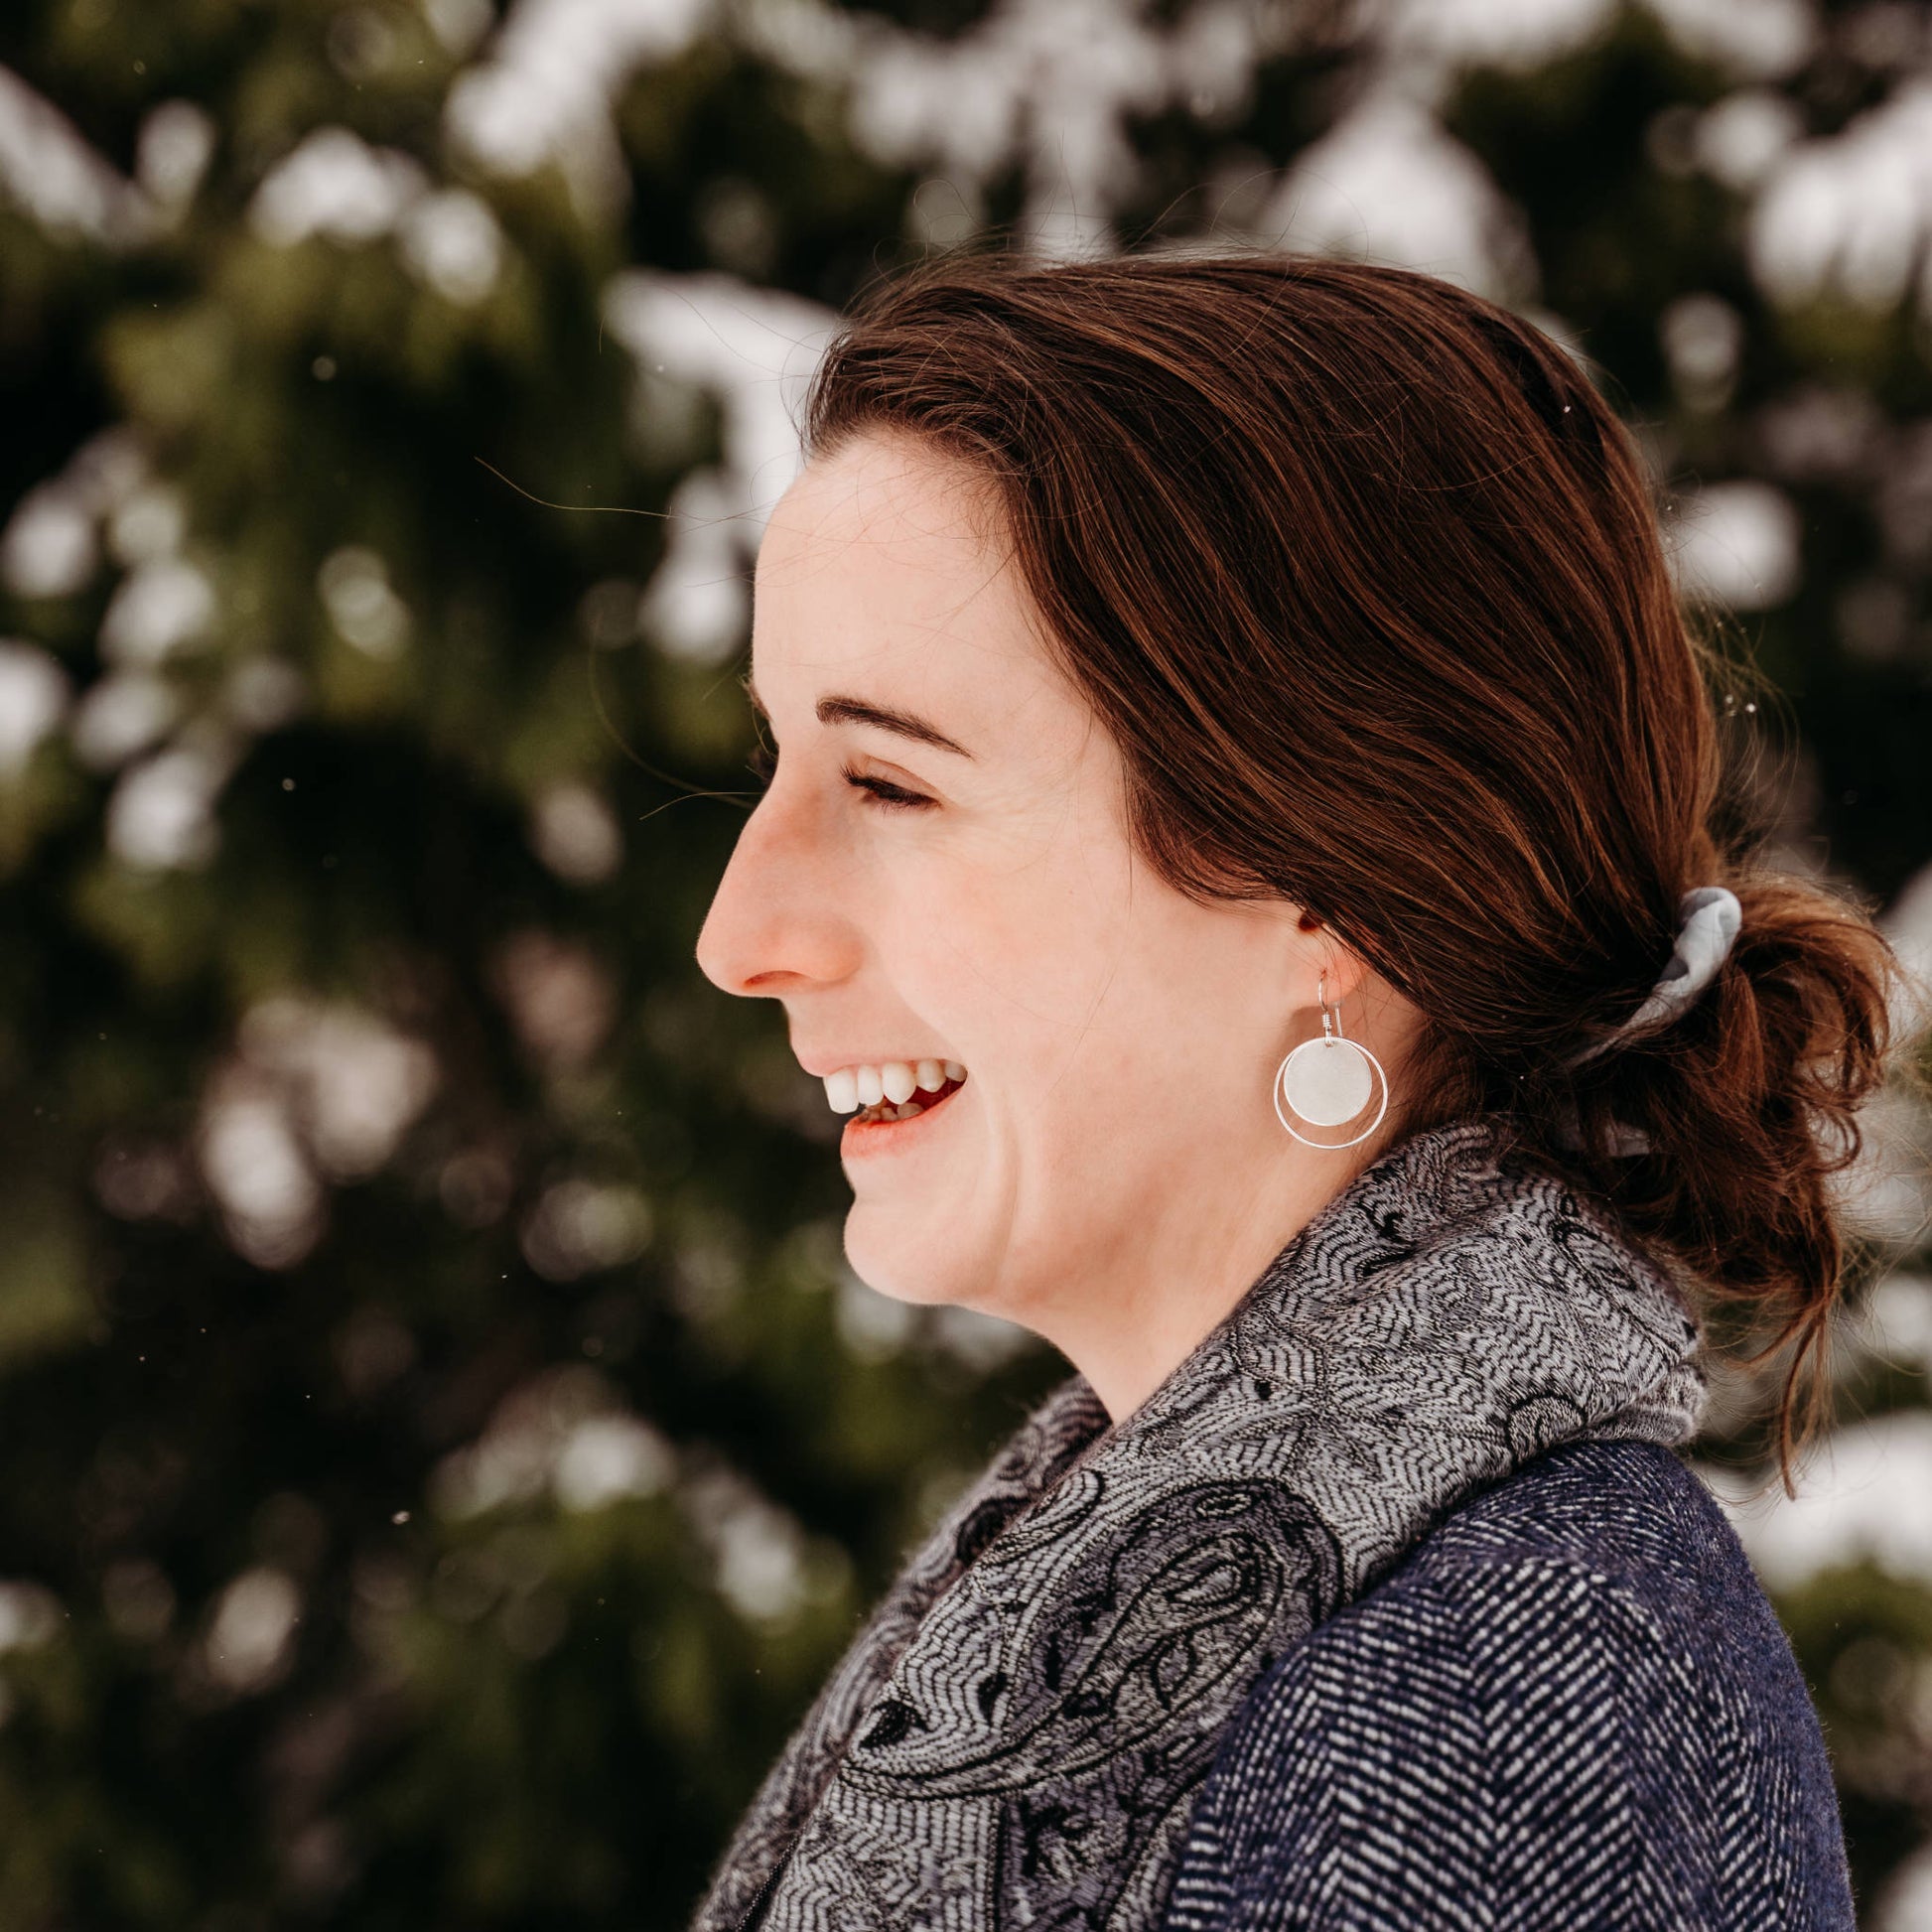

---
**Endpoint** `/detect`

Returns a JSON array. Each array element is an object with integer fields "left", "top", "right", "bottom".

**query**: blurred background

[{"left": 2, "top": 0, "right": 1932, "bottom": 1924}]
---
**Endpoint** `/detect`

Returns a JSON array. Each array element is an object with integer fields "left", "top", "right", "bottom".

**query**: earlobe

[
  {"left": 1288, "top": 914, "right": 1372, "bottom": 1013},
  {"left": 1315, "top": 952, "right": 1374, "bottom": 1009}
]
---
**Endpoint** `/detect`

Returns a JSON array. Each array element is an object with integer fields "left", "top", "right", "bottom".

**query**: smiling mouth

[{"left": 847, "top": 1073, "right": 967, "bottom": 1129}]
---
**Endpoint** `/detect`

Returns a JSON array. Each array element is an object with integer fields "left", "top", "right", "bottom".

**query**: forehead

[
  {"left": 764, "top": 430, "right": 1003, "bottom": 559},
  {"left": 752, "top": 432, "right": 1047, "bottom": 698}
]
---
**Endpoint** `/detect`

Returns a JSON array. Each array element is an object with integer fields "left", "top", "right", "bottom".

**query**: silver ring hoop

[{"left": 1272, "top": 973, "right": 1390, "bottom": 1150}]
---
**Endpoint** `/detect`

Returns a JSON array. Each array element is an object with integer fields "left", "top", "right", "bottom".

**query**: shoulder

[{"left": 1161, "top": 1440, "right": 1857, "bottom": 1932}]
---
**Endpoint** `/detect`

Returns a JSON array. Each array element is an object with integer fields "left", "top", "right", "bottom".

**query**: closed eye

[{"left": 745, "top": 743, "right": 934, "bottom": 813}]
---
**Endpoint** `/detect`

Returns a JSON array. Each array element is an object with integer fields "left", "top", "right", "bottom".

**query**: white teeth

[{"left": 820, "top": 1058, "right": 968, "bottom": 1115}]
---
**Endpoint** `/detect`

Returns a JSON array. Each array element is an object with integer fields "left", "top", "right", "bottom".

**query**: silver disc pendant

[{"left": 1280, "top": 1036, "right": 1374, "bottom": 1126}]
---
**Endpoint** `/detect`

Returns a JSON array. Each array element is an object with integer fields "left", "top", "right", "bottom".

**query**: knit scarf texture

[{"left": 689, "top": 1120, "right": 1710, "bottom": 1932}]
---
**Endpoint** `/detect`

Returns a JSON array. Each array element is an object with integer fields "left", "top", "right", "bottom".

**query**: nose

[{"left": 695, "top": 787, "right": 860, "bottom": 999}]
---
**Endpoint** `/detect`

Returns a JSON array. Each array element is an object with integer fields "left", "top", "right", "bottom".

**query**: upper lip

[{"left": 793, "top": 1050, "right": 953, "bottom": 1078}]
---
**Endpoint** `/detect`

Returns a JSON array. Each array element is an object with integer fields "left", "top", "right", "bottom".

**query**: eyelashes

[
  {"left": 846, "top": 768, "right": 934, "bottom": 811},
  {"left": 745, "top": 742, "right": 933, "bottom": 813}
]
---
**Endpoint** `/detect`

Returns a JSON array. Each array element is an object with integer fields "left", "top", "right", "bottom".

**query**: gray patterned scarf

[{"left": 690, "top": 1120, "right": 1708, "bottom": 1932}]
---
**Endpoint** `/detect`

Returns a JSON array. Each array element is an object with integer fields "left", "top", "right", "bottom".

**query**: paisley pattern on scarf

[{"left": 688, "top": 1121, "right": 1709, "bottom": 1932}]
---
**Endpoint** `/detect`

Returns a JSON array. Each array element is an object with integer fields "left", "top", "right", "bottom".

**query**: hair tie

[
  {"left": 1571, "top": 886, "right": 1742, "bottom": 1069},
  {"left": 1555, "top": 886, "right": 1742, "bottom": 1156}
]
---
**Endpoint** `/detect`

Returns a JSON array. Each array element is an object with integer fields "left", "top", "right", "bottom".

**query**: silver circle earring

[{"left": 1273, "top": 973, "right": 1390, "bottom": 1151}]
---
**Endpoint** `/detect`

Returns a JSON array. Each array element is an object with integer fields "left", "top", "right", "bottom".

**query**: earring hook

[{"left": 1317, "top": 971, "right": 1346, "bottom": 1040}]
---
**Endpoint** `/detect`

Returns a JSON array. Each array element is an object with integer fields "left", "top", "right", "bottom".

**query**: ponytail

[{"left": 1520, "top": 872, "right": 1903, "bottom": 1481}]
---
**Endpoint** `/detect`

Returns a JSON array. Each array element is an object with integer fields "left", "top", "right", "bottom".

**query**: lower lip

[{"left": 841, "top": 1079, "right": 966, "bottom": 1158}]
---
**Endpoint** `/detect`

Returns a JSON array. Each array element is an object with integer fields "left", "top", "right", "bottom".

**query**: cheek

[
  {"left": 881, "top": 779, "right": 1142, "bottom": 1058},
  {"left": 914, "top": 878, "right": 1124, "bottom": 1047}
]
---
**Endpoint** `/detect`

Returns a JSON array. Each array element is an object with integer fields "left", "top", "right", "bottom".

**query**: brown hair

[{"left": 797, "top": 246, "right": 1903, "bottom": 1476}]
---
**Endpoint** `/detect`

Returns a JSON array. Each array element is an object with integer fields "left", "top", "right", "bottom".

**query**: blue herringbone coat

[{"left": 1159, "top": 1439, "right": 1857, "bottom": 1930}]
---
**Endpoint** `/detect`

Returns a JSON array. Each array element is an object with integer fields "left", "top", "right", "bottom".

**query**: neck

[{"left": 1042, "top": 1133, "right": 1387, "bottom": 1427}]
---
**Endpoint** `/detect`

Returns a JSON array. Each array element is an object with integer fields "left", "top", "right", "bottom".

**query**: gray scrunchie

[
  {"left": 1561, "top": 886, "right": 1742, "bottom": 1154},
  {"left": 1571, "top": 886, "right": 1742, "bottom": 1069}
]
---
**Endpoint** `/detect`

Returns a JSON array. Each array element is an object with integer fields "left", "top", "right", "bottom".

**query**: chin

[{"left": 841, "top": 1215, "right": 978, "bottom": 1311}]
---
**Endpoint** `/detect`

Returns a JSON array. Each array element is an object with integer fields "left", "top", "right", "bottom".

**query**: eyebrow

[{"left": 740, "top": 671, "right": 977, "bottom": 759}]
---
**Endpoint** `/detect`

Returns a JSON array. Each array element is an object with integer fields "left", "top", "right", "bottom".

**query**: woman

[{"left": 690, "top": 251, "right": 1896, "bottom": 1930}]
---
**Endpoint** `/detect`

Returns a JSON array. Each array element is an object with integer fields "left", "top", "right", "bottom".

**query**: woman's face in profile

[{"left": 696, "top": 429, "right": 1377, "bottom": 1396}]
